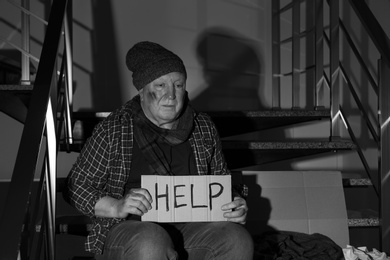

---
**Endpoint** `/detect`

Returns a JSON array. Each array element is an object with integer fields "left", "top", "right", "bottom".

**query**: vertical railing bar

[
  {"left": 64, "top": 4, "right": 73, "bottom": 146},
  {"left": 28, "top": 169, "right": 46, "bottom": 259},
  {"left": 20, "top": 0, "right": 30, "bottom": 85},
  {"left": 330, "top": 0, "right": 340, "bottom": 140},
  {"left": 65, "top": 1, "right": 73, "bottom": 110},
  {"left": 44, "top": 161, "right": 55, "bottom": 260},
  {"left": 315, "top": 0, "right": 324, "bottom": 109},
  {"left": 45, "top": 97, "right": 57, "bottom": 259},
  {"left": 60, "top": 48, "right": 72, "bottom": 151},
  {"left": 292, "top": 0, "right": 300, "bottom": 109},
  {"left": 379, "top": 59, "right": 390, "bottom": 253},
  {"left": 306, "top": 0, "right": 315, "bottom": 110},
  {"left": 63, "top": 75, "right": 73, "bottom": 145},
  {"left": 272, "top": 0, "right": 281, "bottom": 109},
  {"left": 56, "top": 54, "right": 67, "bottom": 149}
]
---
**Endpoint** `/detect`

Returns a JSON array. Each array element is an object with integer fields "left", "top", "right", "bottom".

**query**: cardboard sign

[{"left": 141, "top": 175, "right": 231, "bottom": 222}]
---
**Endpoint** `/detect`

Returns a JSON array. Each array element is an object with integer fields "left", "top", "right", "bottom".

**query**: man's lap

[{"left": 98, "top": 220, "right": 253, "bottom": 260}]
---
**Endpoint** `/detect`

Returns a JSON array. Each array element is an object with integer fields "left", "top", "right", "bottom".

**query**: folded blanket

[{"left": 253, "top": 230, "right": 344, "bottom": 260}]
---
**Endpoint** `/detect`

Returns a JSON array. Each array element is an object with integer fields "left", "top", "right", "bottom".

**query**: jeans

[{"left": 95, "top": 220, "right": 254, "bottom": 260}]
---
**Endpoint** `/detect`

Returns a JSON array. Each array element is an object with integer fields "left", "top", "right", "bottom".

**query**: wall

[{"left": 0, "top": 0, "right": 272, "bottom": 180}]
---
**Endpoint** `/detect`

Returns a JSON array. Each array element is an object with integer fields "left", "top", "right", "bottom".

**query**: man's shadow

[
  {"left": 238, "top": 174, "right": 277, "bottom": 236},
  {"left": 191, "top": 27, "right": 265, "bottom": 111},
  {"left": 241, "top": 174, "right": 279, "bottom": 259}
]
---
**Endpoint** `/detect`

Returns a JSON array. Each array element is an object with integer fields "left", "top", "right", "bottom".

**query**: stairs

[
  {"left": 59, "top": 111, "right": 366, "bottom": 204},
  {"left": 1, "top": 0, "right": 389, "bottom": 258},
  {"left": 55, "top": 109, "right": 381, "bottom": 252}
]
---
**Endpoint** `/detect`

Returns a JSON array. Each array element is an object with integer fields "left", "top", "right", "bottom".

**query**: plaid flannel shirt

[{"left": 67, "top": 101, "right": 230, "bottom": 254}]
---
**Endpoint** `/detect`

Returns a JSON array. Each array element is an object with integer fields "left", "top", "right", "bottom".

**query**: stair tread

[
  {"left": 0, "top": 84, "right": 33, "bottom": 91},
  {"left": 348, "top": 218, "right": 379, "bottom": 227},
  {"left": 343, "top": 178, "right": 372, "bottom": 186},
  {"left": 222, "top": 140, "right": 356, "bottom": 150},
  {"left": 61, "top": 140, "right": 356, "bottom": 150},
  {"left": 68, "top": 110, "right": 331, "bottom": 138},
  {"left": 71, "top": 109, "right": 330, "bottom": 119},
  {"left": 206, "top": 109, "right": 330, "bottom": 118}
]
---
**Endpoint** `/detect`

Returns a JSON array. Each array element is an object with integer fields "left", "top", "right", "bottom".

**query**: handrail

[
  {"left": 348, "top": 0, "right": 390, "bottom": 68},
  {"left": 8, "top": 0, "right": 48, "bottom": 25},
  {"left": 339, "top": 21, "right": 378, "bottom": 95},
  {"left": 0, "top": 0, "right": 68, "bottom": 259},
  {"left": 339, "top": 63, "right": 379, "bottom": 144},
  {"left": 337, "top": 106, "right": 378, "bottom": 196},
  {"left": 272, "top": 0, "right": 390, "bottom": 252},
  {"left": 0, "top": 36, "right": 40, "bottom": 63}
]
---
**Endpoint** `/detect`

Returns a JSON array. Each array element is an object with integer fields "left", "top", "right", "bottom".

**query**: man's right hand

[
  {"left": 116, "top": 188, "right": 153, "bottom": 218},
  {"left": 94, "top": 188, "right": 153, "bottom": 218}
]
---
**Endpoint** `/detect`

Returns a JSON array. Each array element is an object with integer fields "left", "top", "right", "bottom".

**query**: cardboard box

[
  {"left": 242, "top": 171, "right": 349, "bottom": 248},
  {"left": 141, "top": 175, "right": 231, "bottom": 222}
]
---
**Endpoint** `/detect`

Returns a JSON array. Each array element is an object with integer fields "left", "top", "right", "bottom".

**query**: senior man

[{"left": 67, "top": 41, "right": 253, "bottom": 260}]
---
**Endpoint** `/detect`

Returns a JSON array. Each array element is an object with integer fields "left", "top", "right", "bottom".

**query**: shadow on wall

[
  {"left": 89, "top": 0, "right": 122, "bottom": 111},
  {"left": 191, "top": 27, "right": 265, "bottom": 111},
  {"left": 241, "top": 174, "right": 277, "bottom": 236}
]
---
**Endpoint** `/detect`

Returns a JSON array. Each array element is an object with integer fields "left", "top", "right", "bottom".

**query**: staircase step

[
  {"left": 348, "top": 209, "right": 379, "bottom": 227},
  {"left": 0, "top": 84, "right": 33, "bottom": 92},
  {"left": 60, "top": 139, "right": 356, "bottom": 168},
  {"left": 343, "top": 178, "right": 372, "bottom": 187},
  {"left": 67, "top": 110, "right": 331, "bottom": 141},
  {"left": 222, "top": 140, "right": 356, "bottom": 150},
  {"left": 222, "top": 140, "right": 356, "bottom": 168},
  {"left": 207, "top": 110, "right": 330, "bottom": 137},
  {"left": 348, "top": 218, "right": 379, "bottom": 227},
  {"left": 59, "top": 111, "right": 351, "bottom": 166}
]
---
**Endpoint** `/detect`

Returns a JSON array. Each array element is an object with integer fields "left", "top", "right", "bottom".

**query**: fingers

[
  {"left": 122, "top": 188, "right": 153, "bottom": 216},
  {"left": 221, "top": 197, "right": 248, "bottom": 224},
  {"left": 223, "top": 207, "right": 247, "bottom": 224},
  {"left": 128, "top": 188, "right": 153, "bottom": 206}
]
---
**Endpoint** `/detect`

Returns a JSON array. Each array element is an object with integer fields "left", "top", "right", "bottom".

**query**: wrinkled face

[{"left": 139, "top": 72, "right": 186, "bottom": 129}]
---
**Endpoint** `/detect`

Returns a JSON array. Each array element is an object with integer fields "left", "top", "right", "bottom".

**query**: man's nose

[{"left": 166, "top": 85, "right": 176, "bottom": 100}]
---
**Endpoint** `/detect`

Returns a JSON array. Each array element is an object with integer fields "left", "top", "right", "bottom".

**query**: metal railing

[
  {"left": 0, "top": 0, "right": 72, "bottom": 259},
  {"left": 272, "top": 0, "right": 390, "bottom": 253}
]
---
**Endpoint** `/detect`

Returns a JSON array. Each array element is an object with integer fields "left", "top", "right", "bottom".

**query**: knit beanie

[{"left": 126, "top": 41, "right": 187, "bottom": 90}]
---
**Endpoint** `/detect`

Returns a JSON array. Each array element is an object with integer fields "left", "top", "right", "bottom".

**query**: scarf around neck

[{"left": 130, "top": 94, "right": 195, "bottom": 175}]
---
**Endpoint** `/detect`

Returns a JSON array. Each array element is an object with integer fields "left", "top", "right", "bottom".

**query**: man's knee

[
  {"left": 219, "top": 222, "right": 252, "bottom": 244},
  {"left": 104, "top": 221, "right": 177, "bottom": 259},
  {"left": 212, "top": 222, "right": 254, "bottom": 259}
]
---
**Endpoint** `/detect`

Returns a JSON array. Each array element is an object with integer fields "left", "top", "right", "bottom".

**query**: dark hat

[{"left": 126, "top": 41, "right": 187, "bottom": 90}]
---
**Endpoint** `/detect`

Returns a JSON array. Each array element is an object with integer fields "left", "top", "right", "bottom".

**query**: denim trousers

[{"left": 95, "top": 220, "right": 254, "bottom": 260}]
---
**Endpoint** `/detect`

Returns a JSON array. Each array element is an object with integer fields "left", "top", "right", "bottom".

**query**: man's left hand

[{"left": 221, "top": 197, "right": 248, "bottom": 224}]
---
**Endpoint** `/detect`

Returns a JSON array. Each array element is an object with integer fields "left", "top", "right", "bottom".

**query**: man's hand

[
  {"left": 116, "top": 188, "right": 153, "bottom": 218},
  {"left": 221, "top": 196, "right": 248, "bottom": 224},
  {"left": 95, "top": 188, "right": 153, "bottom": 218}
]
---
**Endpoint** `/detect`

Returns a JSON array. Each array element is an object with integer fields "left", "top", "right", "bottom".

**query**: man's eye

[{"left": 176, "top": 84, "right": 183, "bottom": 88}]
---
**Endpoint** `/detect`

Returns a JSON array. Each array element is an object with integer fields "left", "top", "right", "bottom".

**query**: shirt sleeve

[{"left": 67, "top": 120, "right": 113, "bottom": 218}]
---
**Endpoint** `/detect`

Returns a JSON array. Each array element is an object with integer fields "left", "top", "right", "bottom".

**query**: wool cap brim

[{"left": 126, "top": 41, "right": 187, "bottom": 90}]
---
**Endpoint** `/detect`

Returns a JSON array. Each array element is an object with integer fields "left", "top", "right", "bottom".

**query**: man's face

[{"left": 139, "top": 72, "right": 186, "bottom": 129}]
